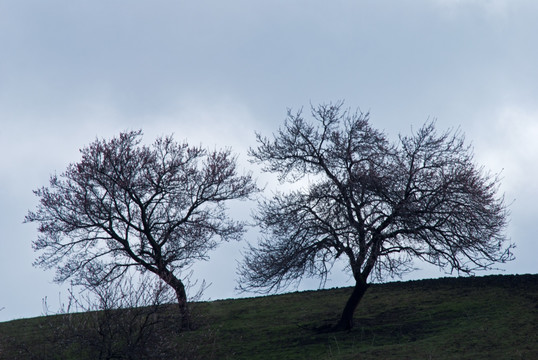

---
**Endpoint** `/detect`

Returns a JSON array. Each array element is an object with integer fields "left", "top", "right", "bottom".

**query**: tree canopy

[
  {"left": 26, "top": 130, "right": 258, "bottom": 325},
  {"left": 239, "top": 103, "right": 513, "bottom": 329}
]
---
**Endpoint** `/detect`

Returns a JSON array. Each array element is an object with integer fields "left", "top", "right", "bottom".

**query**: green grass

[{"left": 1, "top": 274, "right": 537, "bottom": 359}]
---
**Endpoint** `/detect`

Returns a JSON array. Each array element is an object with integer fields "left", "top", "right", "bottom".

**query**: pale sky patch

[
  {"left": 433, "top": 0, "right": 525, "bottom": 17},
  {"left": 474, "top": 105, "right": 538, "bottom": 193}
]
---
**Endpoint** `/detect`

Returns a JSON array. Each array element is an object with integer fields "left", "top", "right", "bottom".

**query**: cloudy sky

[{"left": 1, "top": 0, "right": 537, "bottom": 322}]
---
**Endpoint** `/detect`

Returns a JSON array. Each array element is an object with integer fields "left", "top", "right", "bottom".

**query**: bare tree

[
  {"left": 26, "top": 130, "right": 258, "bottom": 326},
  {"left": 239, "top": 103, "right": 513, "bottom": 330},
  {"left": 5, "top": 273, "right": 218, "bottom": 360},
  {"left": 57, "top": 276, "right": 180, "bottom": 360}
]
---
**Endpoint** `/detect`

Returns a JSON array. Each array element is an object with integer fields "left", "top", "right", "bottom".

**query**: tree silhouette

[
  {"left": 239, "top": 103, "right": 513, "bottom": 330},
  {"left": 26, "top": 130, "right": 258, "bottom": 326}
]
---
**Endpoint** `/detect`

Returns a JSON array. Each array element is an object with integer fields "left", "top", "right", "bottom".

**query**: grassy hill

[{"left": 1, "top": 274, "right": 537, "bottom": 359}]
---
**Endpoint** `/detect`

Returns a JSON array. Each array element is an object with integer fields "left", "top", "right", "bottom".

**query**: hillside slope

[{"left": 1, "top": 274, "right": 537, "bottom": 359}]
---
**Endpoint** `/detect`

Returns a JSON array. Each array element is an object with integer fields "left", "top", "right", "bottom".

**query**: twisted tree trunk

[
  {"left": 158, "top": 270, "right": 191, "bottom": 329},
  {"left": 335, "top": 279, "right": 370, "bottom": 330}
]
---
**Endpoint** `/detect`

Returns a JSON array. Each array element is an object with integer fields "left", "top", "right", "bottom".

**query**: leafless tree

[
  {"left": 239, "top": 103, "right": 513, "bottom": 330},
  {"left": 4, "top": 274, "right": 217, "bottom": 360},
  {"left": 59, "top": 276, "right": 180, "bottom": 360},
  {"left": 26, "top": 130, "right": 258, "bottom": 326}
]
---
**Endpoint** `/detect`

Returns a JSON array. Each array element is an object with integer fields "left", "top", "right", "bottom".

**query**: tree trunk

[
  {"left": 172, "top": 279, "right": 191, "bottom": 329},
  {"left": 335, "top": 279, "right": 369, "bottom": 330},
  {"left": 158, "top": 270, "right": 191, "bottom": 329}
]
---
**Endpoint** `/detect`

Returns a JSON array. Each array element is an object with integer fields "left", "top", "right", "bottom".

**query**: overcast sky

[{"left": 1, "top": 0, "right": 537, "bottom": 322}]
